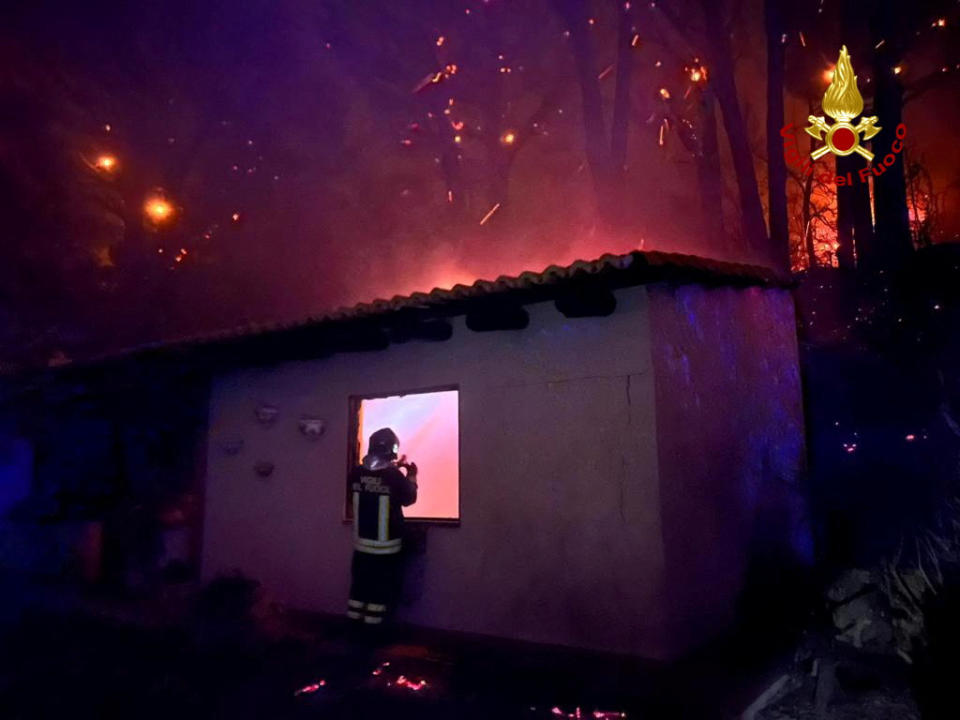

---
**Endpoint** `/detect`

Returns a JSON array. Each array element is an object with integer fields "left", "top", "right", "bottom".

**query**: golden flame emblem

[{"left": 806, "top": 46, "right": 881, "bottom": 161}]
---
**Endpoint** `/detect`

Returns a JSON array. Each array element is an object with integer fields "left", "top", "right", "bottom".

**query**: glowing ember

[
  {"left": 412, "top": 64, "right": 458, "bottom": 93},
  {"left": 598, "top": 64, "right": 614, "bottom": 81},
  {"left": 231, "top": 212, "right": 241, "bottom": 222},
  {"left": 294, "top": 679, "right": 326, "bottom": 696},
  {"left": 893, "top": 65, "right": 902, "bottom": 75},
  {"left": 94, "top": 154, "right": 117, "bottom": 172},
  {"left": 799, "top": 31, "right": 807, "bottom": 47},
  {"left": 479, "top": 202, "right": 501, "bottom": 225},
  {"left": 823, "top": 66, "right": 835, "bottom": 83},
  {"left": 631, "top": 34, "right": 641, "bottom": 47},
  {"left": 436, "top": 35, "right": 446, "bottom": 46},
  {"left": 145, "top": 196, "right": 174, "bottom": 223},
  {"left": 935, "top": 18, "right": 946, "bottom": 27},
  {"left": 394, "top": 675, "right": 428, "bottom": 691},
  {"left": 906, "top": 434, "right": 916, "bottom": 441},
  {"left": 658, "top": 87, "right": 670, "bottom": 99},
  {"left": 500, "top": 130, "right": 517, "bottom": 145}
]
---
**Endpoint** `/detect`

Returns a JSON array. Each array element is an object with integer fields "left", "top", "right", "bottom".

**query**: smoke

[{"left": 1, "top": 0, "right": 774, "bottom": 355}]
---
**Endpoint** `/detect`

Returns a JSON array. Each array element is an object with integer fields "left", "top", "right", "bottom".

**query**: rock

[
  {"left": 828, "top": 569, "right": 876, "bottom": 604},
  {"left": 742, "top": 674, "right": 794, "bottom": 720}
]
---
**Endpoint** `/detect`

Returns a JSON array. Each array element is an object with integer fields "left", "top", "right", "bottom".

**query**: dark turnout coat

[{"left": 349, "top": 459, "right": 417, "bottom": 555}]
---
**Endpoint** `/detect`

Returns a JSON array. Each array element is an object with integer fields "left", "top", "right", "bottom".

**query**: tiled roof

[{"left": 57, "top": 250, "right": 789, "bottom": 369}]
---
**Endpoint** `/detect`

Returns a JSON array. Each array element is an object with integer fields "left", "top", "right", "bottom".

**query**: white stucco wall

[{"left": 202, "top": 286, "right": 672, "bottom": 655}]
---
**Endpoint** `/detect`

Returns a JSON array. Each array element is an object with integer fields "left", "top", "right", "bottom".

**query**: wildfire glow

[{"left": 144, "top": 197, "right": 174, "bottom": 223}]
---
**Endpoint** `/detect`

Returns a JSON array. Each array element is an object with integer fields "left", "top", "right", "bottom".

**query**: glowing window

[{"left": 348, "top": 388, "right": 460, "bottom": 522}]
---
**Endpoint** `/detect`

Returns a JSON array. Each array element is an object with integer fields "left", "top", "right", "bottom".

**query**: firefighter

[{"left": 347, "top": 427, "right": 418, "bottom": 628}]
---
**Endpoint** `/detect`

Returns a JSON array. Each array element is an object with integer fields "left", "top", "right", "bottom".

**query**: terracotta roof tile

[{"left": 58, "top": 250, "right": 787, "bottom": 367}]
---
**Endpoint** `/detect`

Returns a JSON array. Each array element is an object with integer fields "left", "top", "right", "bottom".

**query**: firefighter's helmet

[{"left": 369, "top": 427, "right": 400, "bottom": 458}]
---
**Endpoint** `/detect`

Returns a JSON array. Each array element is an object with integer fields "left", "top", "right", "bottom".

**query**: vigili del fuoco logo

[{"left": 782, "top": 46, "right": 907, "bottom": 186}]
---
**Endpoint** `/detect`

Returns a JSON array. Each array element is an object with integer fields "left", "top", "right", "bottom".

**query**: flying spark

[
  {"left": 412, "top": 64, "right": 458, "bottom": 93},
  {"left": 94, "top": 154, "right": 117, "bottom": 172},
  {"left": 145, "top": 196, "right": 174, "bottom": 223},
  {"left": 294, "top": 680, "right": 326, "bottom": 696},
  {"left": 479, "top": 202, "right": 501, "bottom": 225}
]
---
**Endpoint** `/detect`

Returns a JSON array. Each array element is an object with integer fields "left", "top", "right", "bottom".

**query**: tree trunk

[
  {"left": 870, "top": 0, "right": 913, "bottom": 271},
  {"left": 553, "top": 0, "right": 615, "bottom": 218},
  {"left": 834, "top": 0, "right": 876, "bottom": 271},
  {"left": 703, "top": 6, "right": 770, "bottom": 259},
  {"left": 850, "top": 154, "right": 876, "bottom": 266},
  {"left": 608, "top": 0, "right": 637, "bottom": 225},
  {"left": 802, "top": 171, "right": 815, "bottom": 268},
  {"left": 765, "top": 0, "right": 790, "bottom": 272},
  {"left": 803, "top": 102, "right": 817, "bottom": 268},
  {"left": 835, "top": 155, "right": 856, "bottom": 269},
  {"left": 697, "top": 88, "right": 726, "bottom": 251},
  {"left": 610, "top": 0, "right": 635, "bottom": 175}
]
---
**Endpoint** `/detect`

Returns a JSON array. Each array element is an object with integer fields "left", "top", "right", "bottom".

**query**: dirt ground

[{"left": 0, "top": 573, "right": 925, "bottom": 719}]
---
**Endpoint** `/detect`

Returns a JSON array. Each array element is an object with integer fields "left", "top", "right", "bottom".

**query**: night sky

[{"left": 2, "top": 0, "right": 958, "bottom": 362}]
